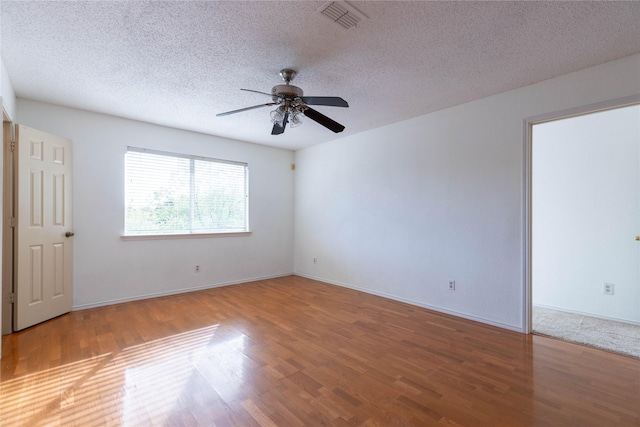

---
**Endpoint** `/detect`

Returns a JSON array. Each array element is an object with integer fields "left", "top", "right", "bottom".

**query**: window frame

[{"left": 122, "top": 147, "right": 251, "bottom": 240}]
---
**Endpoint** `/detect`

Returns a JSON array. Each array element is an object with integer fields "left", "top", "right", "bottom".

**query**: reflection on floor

[{"left": 532, "top": 305, "right": 640, "bottom": 358}]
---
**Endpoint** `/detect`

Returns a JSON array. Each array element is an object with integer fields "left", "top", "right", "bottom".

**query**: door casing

[
  {"left": 522, "top": 94, "right": 640, "bottom": 333},
  {"left": 2, "top": 117, "right": 14, "bottom": 335}
]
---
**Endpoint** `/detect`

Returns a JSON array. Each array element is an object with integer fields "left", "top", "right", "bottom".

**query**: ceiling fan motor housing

[{"left": 272, "top": 84, "right": 303, "bottom": 102}]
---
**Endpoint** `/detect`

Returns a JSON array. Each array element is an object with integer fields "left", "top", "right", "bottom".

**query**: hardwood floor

[{"left": 1, "top": 275, "right": 639, "bottom": 426}]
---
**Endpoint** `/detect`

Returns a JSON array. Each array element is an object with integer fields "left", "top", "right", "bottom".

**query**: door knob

[
  {"left": 636, "top": 236, "right": 640, "bottom": 241},
  {"left": 65, "top": 231, "right": 75, "bottom": 238}
]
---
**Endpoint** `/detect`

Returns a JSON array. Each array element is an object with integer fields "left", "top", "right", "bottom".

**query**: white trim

[
  {"left": 72, "top": 272, "right": 293, "bottom": 311},
  {"left": 522, "top": 118, "right": 533, "bottom": 334},
  {"left": 294, "top": 273, "right": 522, "bottom": 332},
  {"left": 525, "top": 94, "right": 640, "bottom": 126},
  {"left": 533, "top": 303, "right": 640, "bottom": 327},
  {"left": 522, "top": 94, "right": 640, "bottom": 335},
  {"left": 3, "top": 106, "right": 13, "bottom": 123},
  {"left": 121, "top": 231, "right": 251, "bottom": 240}
]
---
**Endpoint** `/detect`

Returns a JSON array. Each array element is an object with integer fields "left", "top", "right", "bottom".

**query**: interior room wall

[
  {"left": 16, "top": 99, "right": 295, "bottom": 309},
  {"left": 294, "top": 53, "right": 640, "bottom": 331},
  {"left": 532, "top": 105, "right": 640, "bottom": 324},
  {"left": 1, "top": 59, "right": 17, "bottom": 120}
]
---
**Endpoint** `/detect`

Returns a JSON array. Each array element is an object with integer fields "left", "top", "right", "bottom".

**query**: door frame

[
  {"left": 522, "top": 93, "right": 640, "bottom": 333},
  {"left": 2, "top": 113, "right": 14, "bottom": 335}
]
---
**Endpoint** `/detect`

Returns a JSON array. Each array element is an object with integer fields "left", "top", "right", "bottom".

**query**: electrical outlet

[
  {"left": 603, "top": 283, "right": 614, "bottom": 295},
  {"left": 448, "top": 280, "right": 456, "bottom": 291},
  {"left": 313, "top": 257, "right": 317, "bottom": 264},
  {"left": 195, "top": 265, "right": 200, "bottom": 273}
]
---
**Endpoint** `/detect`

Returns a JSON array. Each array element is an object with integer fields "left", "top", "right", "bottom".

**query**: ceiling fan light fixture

[
  {"left": 290, "top": 111, "right": 303, "bottom": 128},
  {"left": 270, "top": 105, "right": 286, "bottom": 126}
]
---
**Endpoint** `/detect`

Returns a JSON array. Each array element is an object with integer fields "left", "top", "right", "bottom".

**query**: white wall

[
  {"left": 532, "top": 106, "right": 640, "bottom": 323},
  {"left": 1, "top": 59, "right": 17, "bottom": 120},
  {"left": 294, "top": 53, "right": 640, "bottom": 331},
  {"left": 17, "top": 100, "right": 294, "bottom": 308}
]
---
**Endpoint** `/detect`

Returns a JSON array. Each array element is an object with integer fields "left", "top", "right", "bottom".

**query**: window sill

[{"left": 121, "top": 231, "right": 252, "bottom": 241}]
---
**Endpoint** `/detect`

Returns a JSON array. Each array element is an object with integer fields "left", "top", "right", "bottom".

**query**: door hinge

[
  {"left": 10, "top": 217, "right": 16, "bottom": 228},
  {"left": 9, "top": 292, "right": 16, "bottom": 304},
  {"left": 10, "top": 141, "right": 15, "bottom": 152}
]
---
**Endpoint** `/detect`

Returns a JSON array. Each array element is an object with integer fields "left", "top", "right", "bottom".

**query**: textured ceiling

[{"left": 2, "top": 1, "right": 640, "bottom": 151}]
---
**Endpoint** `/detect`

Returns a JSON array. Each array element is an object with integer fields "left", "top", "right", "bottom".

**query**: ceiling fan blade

[
  {"left": 300, "top": 96, "right": 349, "bottom": 107},
  {"left": 216, "top": 103, "right": 276, "bottom": 117},
  {"left": 271, "top": 124, "right": 284, "bottom": 135},
  {"left": 303, "top": 107, "right": 345, "bottom": 133},
  {"left": 241, "top": 88, "right": 277, "bottom": 98},
  {"left": 271, "top": 112, "right": 289, "bottom": 135}
]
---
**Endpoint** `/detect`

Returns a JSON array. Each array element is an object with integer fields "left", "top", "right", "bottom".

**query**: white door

[{"left": 15, "top": 125, "right": 73, "bottom": 331}]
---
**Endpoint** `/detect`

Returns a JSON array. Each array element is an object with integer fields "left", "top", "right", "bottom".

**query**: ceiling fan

[{"left": 216, "top": 69, "right": 349, "bottom": 135}]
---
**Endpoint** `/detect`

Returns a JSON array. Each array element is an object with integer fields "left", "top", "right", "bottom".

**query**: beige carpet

[{"left": 532, "top": 306, "right": 640, "bottom": 359}]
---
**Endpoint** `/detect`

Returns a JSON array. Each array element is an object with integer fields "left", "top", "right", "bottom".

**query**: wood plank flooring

[{"left": 1, "top": 275, "right": 639, "bottom": 426}]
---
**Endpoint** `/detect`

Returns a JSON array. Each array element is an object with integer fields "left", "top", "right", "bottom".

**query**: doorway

[{"left": 527, "top": 99, "right": 640, "bottom": 357}]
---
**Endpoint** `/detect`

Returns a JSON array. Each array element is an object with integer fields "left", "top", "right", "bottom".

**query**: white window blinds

[{"left": 125, "top": 147, "right": 248, "bottom": 235}]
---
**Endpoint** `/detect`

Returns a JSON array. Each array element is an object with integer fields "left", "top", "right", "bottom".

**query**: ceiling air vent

[{"left": 317, "top": 1, "right": 367, "bottom": 30}]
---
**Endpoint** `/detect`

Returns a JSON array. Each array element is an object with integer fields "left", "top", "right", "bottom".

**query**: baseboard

[
  {"left": 533, "top": 303, "right": 640, "bottom": 326},
  {"left": 72, "top": 272, "right": 294, "bottom": 311},
  {"left": 294, "top": 272, "right": 522, "bottom": 333}
]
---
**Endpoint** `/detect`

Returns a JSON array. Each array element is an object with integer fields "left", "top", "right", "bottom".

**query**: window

[{"left": 124, "top": 147, "right": 248, "bottom": 236}]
